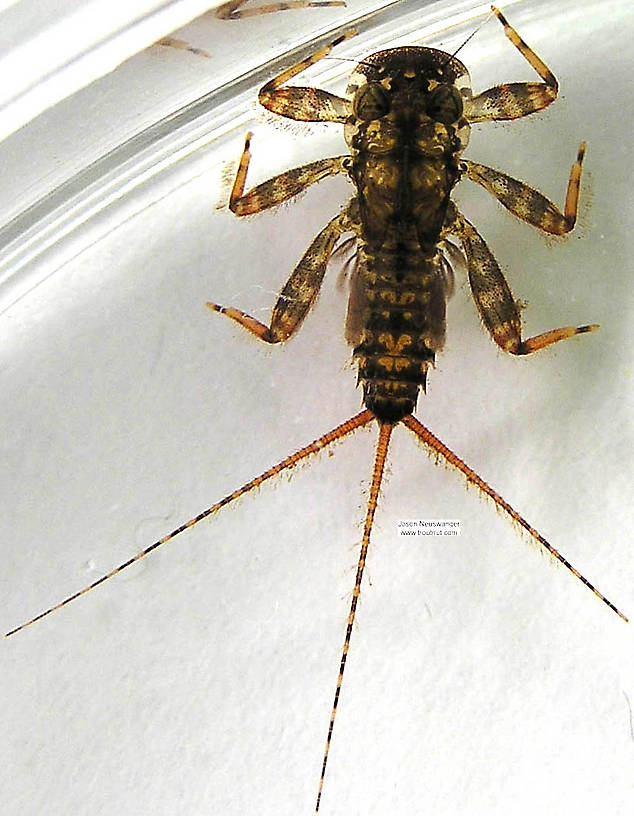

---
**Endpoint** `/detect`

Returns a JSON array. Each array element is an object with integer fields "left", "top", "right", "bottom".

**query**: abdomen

[{"left": 346, "top": 242, "right": 449, "bottom": 424}]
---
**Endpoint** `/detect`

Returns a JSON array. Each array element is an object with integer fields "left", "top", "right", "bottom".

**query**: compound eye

[
  {"left": 426, "top": 84, "right": 463, "bottom": 124},
  {"left": 353, "top": 82, "right": 391, "bottom": 121}
]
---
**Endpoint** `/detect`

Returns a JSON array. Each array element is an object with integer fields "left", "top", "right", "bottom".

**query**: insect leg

[
  {"left": 466, "top": 6, "right": 558, "bottom": 122},
  {"left": 402, "top": 415, "right": 627, "bottom": 621},
  {"left": 4, "top": 410, "right": 374, "bottom": 638},
  {"left": 215, "top": 0, "right": 345, "bottom": 20},
  {"left": 209, "top": 199, "right": 357, "bottom": 342},
  {"left": 229, "top": 132, "right": 348, "bottom": 216},
  {"left": 461, "top": 142, "right": 585, "bottom": 236},
  {"left": 316, "top": 420, "right": 393, "bottom": 812},
  {"left": 258, "top": 31, "right": 357, "bottom": 122},
  {"left": 155, "top": 37, "right": 211, "bottom": 58},
  {"left": 447, "top": 207, "right": 598, "bottom": 355}
]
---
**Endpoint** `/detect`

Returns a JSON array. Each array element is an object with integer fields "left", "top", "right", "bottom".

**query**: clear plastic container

[{"left": 2, "top": 1, "right": 633, "bottom": 814}]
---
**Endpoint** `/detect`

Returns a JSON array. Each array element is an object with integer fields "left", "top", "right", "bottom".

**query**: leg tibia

[
  {"left": 206, "top": 304, "right": 279, "bottom": 343},
  {"left": 516, "top": 324, "right": 598, "bottom": 355}
]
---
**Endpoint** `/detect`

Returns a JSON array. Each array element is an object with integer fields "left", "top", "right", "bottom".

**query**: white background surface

[
  {"left": 0, "top": 0, "right": 226, "bottom": 140},
  {"left": 2, "top": 1, "right": 634, "bottom": 815}
]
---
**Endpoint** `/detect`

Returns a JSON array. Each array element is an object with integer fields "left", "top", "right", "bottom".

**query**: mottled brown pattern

[
  {"left": 352, "top": 239, "right": 450, "bottom": 420},
  {"left": 7, "top": 11, "right": 626, "bottom": 816},
  {"left": 270, "top": 204, "right": 355, "bottom": 341},
  {"left": 462, "top": 149, "right": 584, "bottom": 235},
  {"left": 258, "top": 32, "right": 355, "bottom": 123},
  {"left": 230, "top": 157, "right": 347, "bottom": 215},
  {"left": 449, "top": 209, "right": 523, "bottom": 353},
  {"left": 229, "top": 134, "right": 347, "bottom": 215},
  {"left": 466, "top": 6, "right": 558, "bottom": 122},
  {"left": 466, "top": 81, "right": 556, "bottom": 122}
]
